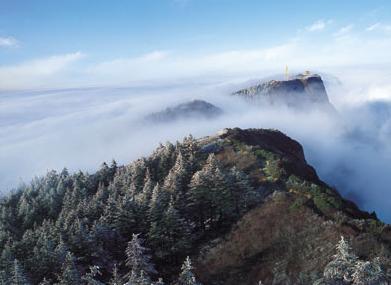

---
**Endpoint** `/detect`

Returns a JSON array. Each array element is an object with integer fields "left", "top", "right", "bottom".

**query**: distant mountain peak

[
  {"left": 232, "top": 72, "right": 334, "bottom": 110},
  {"left": 145, "top": 99, "right": 223, "bottom": 122}
]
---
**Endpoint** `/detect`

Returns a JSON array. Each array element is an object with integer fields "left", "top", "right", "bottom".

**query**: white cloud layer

[
  {"left": 2, "top": 68, "right": 391, "bottom": 223},
  {"left": 0, "top": 52, "right": 84, "bottom": 89}
]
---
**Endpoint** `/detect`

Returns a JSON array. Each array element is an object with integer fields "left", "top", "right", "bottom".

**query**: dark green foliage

[
  {"left": 0, "top": 135, "right": 261, "bottom": 283},
  {"left": 11, "top": 259, "right": 31, "bottom": 285},
  {"left": 57, "top": 252, "right": 81, "bottom": 285},
  {"left": 82, "top": 266, "right": 104, "bottom": 285},
  {"left": 286, "top": 175, "right": 343, "bottom": 213},
  {"left": 149, "top": 202, "right": 192, "bottom": 262},
  {"left": 108, "top": 264, "right": 123, "bottom": 285}
]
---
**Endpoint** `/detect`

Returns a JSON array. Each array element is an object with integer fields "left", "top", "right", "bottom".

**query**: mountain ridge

[{"left": 0, "top": 127, "right": 389, "bottom": 284}]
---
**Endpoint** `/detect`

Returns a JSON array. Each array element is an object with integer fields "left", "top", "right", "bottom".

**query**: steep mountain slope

[
  {"left": 0, "top": 128, "right": 389, "bottom": 284},
  {"left": 232, "top": 72, "right": 335, "bottom": 111}
]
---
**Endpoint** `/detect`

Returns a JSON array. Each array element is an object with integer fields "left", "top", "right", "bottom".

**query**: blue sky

[{"left": 0, "top": 0, "right": 391, "bottom": 89}]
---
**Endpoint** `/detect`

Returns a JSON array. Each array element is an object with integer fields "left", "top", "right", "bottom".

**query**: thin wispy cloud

[
  {"left": 0, "top": 36, "right": 18, "bottom": 47},
  {"left": 306, "top": 19, "right": 333, "bottom": 32},
  {"left": 366, "top": 22, "right": 391, "bottom": 32},
  {"left": 141, "top": 50, "right": 170, "bottom": 61},
  {"left": 333, "top": 24, "right": 354, "bottom": 37}
]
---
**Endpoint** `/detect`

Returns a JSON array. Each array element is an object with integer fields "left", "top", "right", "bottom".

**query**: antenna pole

[{"left": 285, "top": 65, "right": 289, "bottom": 80}]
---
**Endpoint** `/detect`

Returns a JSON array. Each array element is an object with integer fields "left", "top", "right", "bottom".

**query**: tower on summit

[{"left": 285, "top": 65, "right": 289, "bottom": 80}]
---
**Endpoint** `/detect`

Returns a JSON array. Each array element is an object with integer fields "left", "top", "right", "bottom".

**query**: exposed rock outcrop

[{"left": 232, "top": 72, "right": 335, "bottom": 111}]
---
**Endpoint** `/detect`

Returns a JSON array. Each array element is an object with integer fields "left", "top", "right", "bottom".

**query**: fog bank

[{"left": 1, "top": 69, "right": 391, "bottom": 222}]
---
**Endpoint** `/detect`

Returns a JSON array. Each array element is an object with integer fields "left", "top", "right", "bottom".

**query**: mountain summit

[{"left": 232, "top": 72, "right": 335, "bottom": 110}]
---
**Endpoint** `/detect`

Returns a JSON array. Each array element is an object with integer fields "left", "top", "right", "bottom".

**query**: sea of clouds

[{"left": 1, "top": 69, "right": 391, "bottom": 222}]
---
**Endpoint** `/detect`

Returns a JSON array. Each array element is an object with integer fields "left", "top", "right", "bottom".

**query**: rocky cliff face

[
  {"left": 232, "top": 73, "right": 335, "bottom": 110},
  {"left": 145, "top": 99, "right": 223, "bottom": 122}
]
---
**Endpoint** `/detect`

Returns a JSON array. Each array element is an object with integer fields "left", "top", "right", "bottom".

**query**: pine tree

[
  {"left": 320, "top": 237, "right": 390, "bottom": 285},
  {"left": 110, "top": 160, "right": 118, "bottom": 179},
  {"left": 154, "top": 278, "right": 165, "bottom": 285},
  {"left": 98, "top": 162, "right": 111, "bottom": 186},
  {"left": 188, "top": 154, "right": 229, "bottom": 230},
  {"left": 149, "top": 201, "right": 191, "bottom": 260},
  {"left": 130, "top": 159, "right": 147, "bottom": 194},
  {"left": 102, "top": 193, "right": 120, "bottom": 226},
  {"left": 125, "top": 234, "right": 156, "bottom": 282},
  {"left": 148, "top": 183, "right": 169, "bottom": 225},
  {"left": 0, "top": 241, "right": 15, "bottom": 279},
  {"left": 139, "top": 169, "right": 155, "bottom": 205},
  {"left": 182, "top": 134, "right": 198, "bottom": 159},
  {"left": 113, "top": 195, "right": 139, "bottom": 236},
  {"left": 38, "top": 278, "right": 52, "bottom": 285},
  {"left": 162, "top": 151, "right": 189, "bottom": 198},
  {"left": 156, "top": 142, "right": 176, "bottom": 181},
  {"left": 54, "top": 238, "right": 68, "bottom": 266},
  {"left": 322, "top": 236, "right": 357, "bottom": 284},
  {"left": 352, "top": 257, "right": 387, "bottom": 285},
  {"left": 188, "top": 170, "right": 211, "bottom": 231},
  {"left": 82, "top": 265, "right": 105, "bottom": 285},
  {"left": 323, "top": 236, "right": 357, "bottom": 283},
  {"left": 126, "top": 270, "right": 152, "bottom": 285},
  {"left": 176, "top": 257, "right": 201, "bottom": 285},
  {"left": 228, "top": 166, "right": 258, "bottom": 216},
  {"left": 57, "top": 252, "right": 81, "bottom": 285},
  {"left": 11, "top": 259, "right": 31, "bottom": 285},
  {"left": 29, "top": 230, "right": 58, "bottom": 282},
  {"left": 211, "top": 166, "right": 230, "bottom": 224},
  {"left": 109, "top": 264, "right": 124, "bottom": 285},
  {"left": 87, "top": 183, "right": 109, "bottom": 220},
  {"left": 0, "top": 270, "right": 8, "bottom": 285}
]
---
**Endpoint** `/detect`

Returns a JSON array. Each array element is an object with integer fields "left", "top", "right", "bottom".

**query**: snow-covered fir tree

[
  {"left": 108, "top": 264, "right": 124, "bottom": 285},
  {"left": 317, "top": 236, "right": 390, "bottom": 285},
  {"left": 149, "top": 200, "right": 191, "bottom": 260},
  {"left": 323, "top": 236, "right": 358, "bottom": 283},
  {"left": 176, "top": 256, "right": 202, "bottom": 285},
  {"left": 125, "top": 233, "right": 156, "bottom": 283},
  {"left": 351, "top": 258, "right": 387, "bottom": 285},
  {"left": 82, "top": 266, "right": 104, "bottom": 285},
  {"left": 57, "top": 252, "right": 81, "bottom": 285},
  {"left": 11, "top": 259, "right": 31, "bottom": 285}
]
